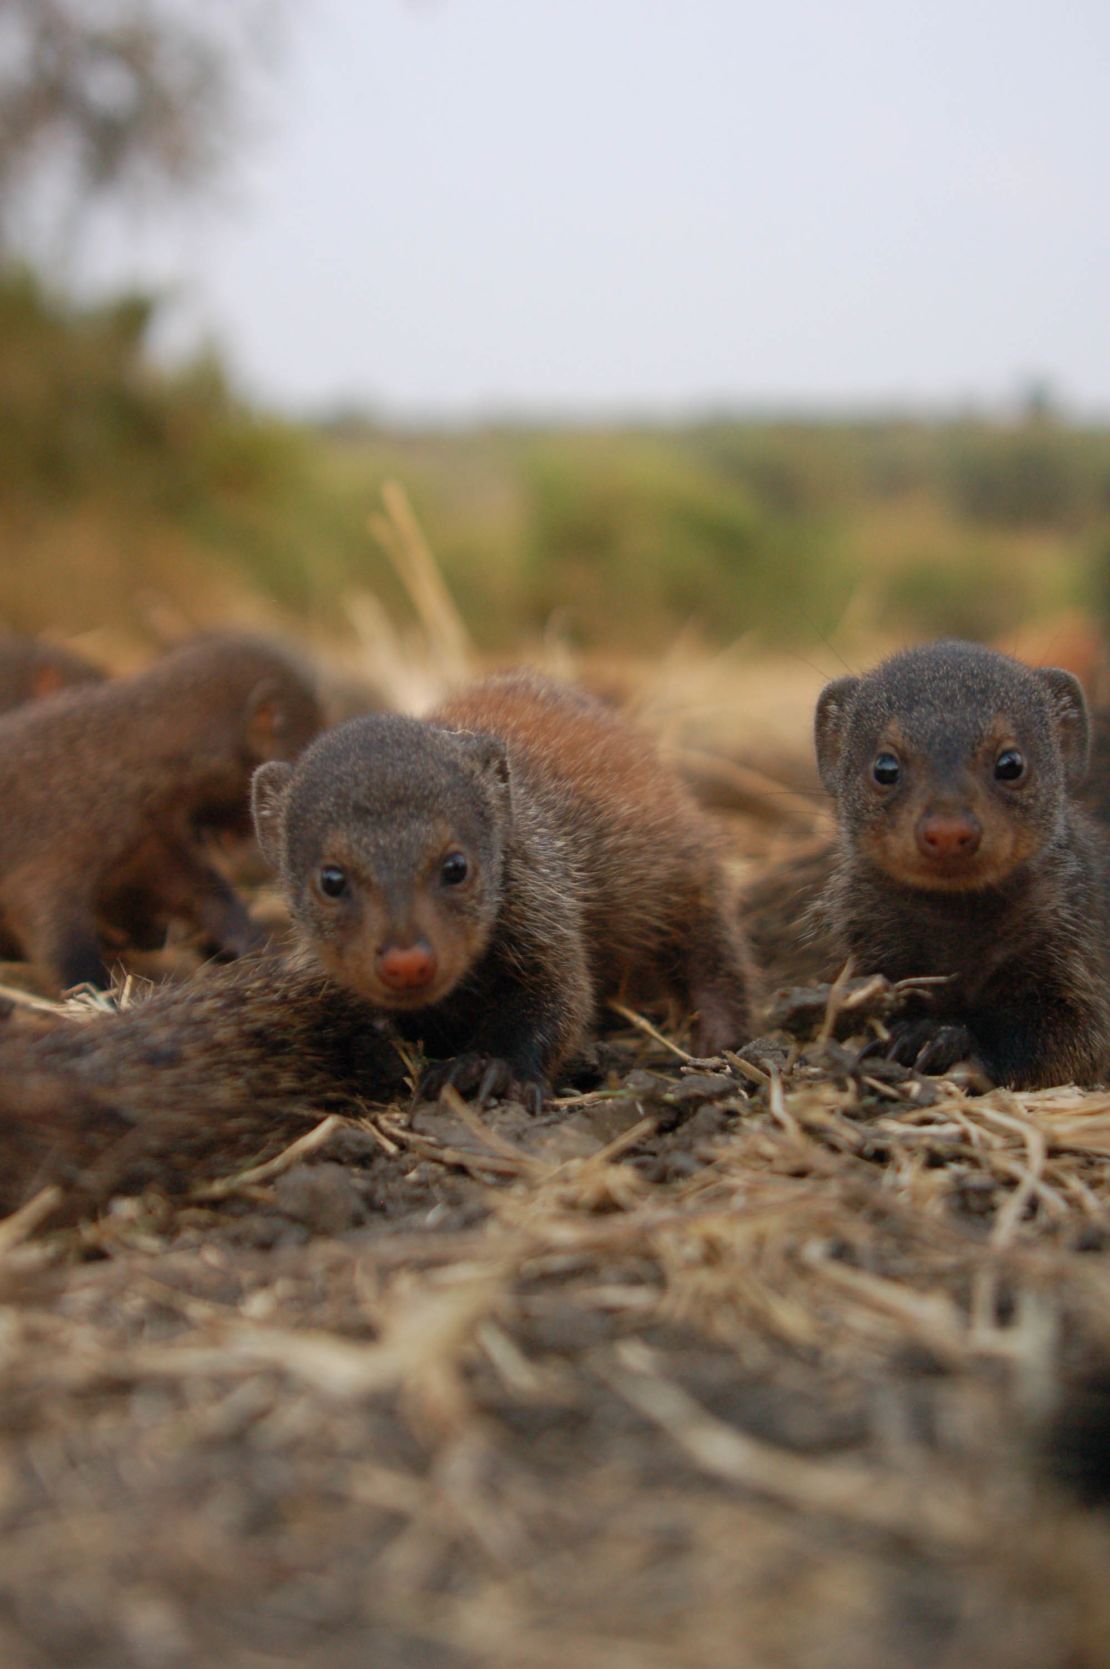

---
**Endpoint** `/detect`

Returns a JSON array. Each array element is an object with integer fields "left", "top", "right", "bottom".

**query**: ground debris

[{"left": 0, "top": 988, "right": 1109, "bottom": 1668}]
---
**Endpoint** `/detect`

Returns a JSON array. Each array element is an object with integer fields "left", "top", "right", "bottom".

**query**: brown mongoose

[
  {"left": 0, "top": 634, "right": 322, "bottom": 990},
  {"left": 252, "top": 671, "right": 757, "bottom": 1108},
  {"left": 0, "top": 955, "right": 405, "bottom": 1224},
  {"left": 0, "top": 632, "right": 106, "bottom": 710},
  {"left": 813, "top": 639, "right": 1110, "bottom": 1088}
]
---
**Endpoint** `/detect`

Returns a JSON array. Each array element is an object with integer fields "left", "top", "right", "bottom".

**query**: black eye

[
  {"left": 318, "top": 864, "right": 349, "bottom": 899},
  {"left": 440, "top": 851, "right": 469, "bottom": 886},
  {"left": 995, "top": 749, "right": 1025, "bottom": 783},
  {"left": 872, "top": 752, "right": 901, "bottom": 786}
]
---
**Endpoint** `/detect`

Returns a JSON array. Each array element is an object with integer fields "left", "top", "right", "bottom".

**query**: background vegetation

[{"left": 3, "top": 269, "right": 1109, "bottom": 658}]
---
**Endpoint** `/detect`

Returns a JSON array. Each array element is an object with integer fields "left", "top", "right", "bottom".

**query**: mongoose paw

[
  {"left": 691, "top": 983, "right": 754, "bottom": 1059},
  {"left": 864, "top": 1019, "right": 984, "bottom": 1078},
  {"left": 418, "top": 1052, "right": 549, "bottom": 1114}
]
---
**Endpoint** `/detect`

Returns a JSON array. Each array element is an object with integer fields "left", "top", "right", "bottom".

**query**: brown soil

[{"left": 1, "top": 967, "right": 1109, "bottom": 1669}]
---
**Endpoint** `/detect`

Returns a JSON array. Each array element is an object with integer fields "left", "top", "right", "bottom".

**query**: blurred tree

[{"left": 0, "top": 0, "right": 277, "bottom": 255}]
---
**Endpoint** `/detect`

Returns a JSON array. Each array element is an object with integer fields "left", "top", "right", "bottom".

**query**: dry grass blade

[
  {"left": 608, "top": 1000, "right": 693, "bottom": 1061},
  {"left": 368, "top": 479, "right": 473, "bottom": 686},
  {"left": 0, "top": 1186, "right": 64, "bottom": 1254},
  {"left": 440, "top": 1084, "right": 546, "bottom": 1168},
  {"left": 600, "top": 1344, "right": 980, "bottom": 1547},
  {"left": 189, "top": 1115, "right": 343, "bottom": 1202}
]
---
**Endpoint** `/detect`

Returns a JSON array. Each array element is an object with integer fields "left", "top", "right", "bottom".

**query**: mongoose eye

[
  {"left": 318, "top": 864, "right": 349, "bottom": 899},
  {"left": 872, "top": 752, "right": 901, "bottom": 786},
  {"left": 994, "top": 748, "right": 1025, "bottom": 782},
  {"left": 440, "top": 851, "right": 469, "bottom": 886}
]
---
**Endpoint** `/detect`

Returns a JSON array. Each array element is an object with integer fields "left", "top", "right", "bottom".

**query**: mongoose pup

[
  {"left": 0, "top": 634, "right": 322, "bottom": 991},
  {"left": 0, "top": 632, "right": 106, "bottom": 711},
  {"left": 253, "top": 672, "right": 756, "bottom": 1108},
  {"left": 814, "top": 640, "right": 1110, "bottom": 1088}
]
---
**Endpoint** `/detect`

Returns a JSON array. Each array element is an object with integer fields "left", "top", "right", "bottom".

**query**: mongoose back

[
  {"left": 0, "top": 633, "right": 106, "bottom": 710},
  {"left": 253, "top": 672, "right": 756, "bottom": 1107},
  {"left": 0, "top": 634, "right": 322, "bottom": 990},
  {"left": 814, "top": 640, "right": 1110, "bottom": 1088}
]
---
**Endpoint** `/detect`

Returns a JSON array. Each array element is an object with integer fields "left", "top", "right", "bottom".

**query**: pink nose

[
  {"left": 377, "top": 942, "right": 438, "bottom": 992},
  {"left": 915, "top": 813, "right": 982, "bottom": 859}
]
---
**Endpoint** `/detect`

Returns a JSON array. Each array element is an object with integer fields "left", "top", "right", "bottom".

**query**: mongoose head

[
  {"left": 815, "top": 641, "right": 1088, "bottom": 893},
  {"left": 158, "top": 635, "right": 325, "bottom": 832},
  {"left": 252, "top": 713, "right": 511, "bottom": 1010},
  {"left": 0, "top": 634, "right": 106, "bottom": 712}
]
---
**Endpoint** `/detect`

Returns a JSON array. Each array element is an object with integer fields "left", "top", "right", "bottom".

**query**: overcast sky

[{"left": 106, "top": 0, "right": 1110, "bottom": 418}]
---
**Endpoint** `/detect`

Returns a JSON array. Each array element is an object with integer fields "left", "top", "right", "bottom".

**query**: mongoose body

[
  {"left": 814, "top": 640, "right": 1110, "bottom": 1088},
  {"left": 253, "top": 672, "right": 756, "bottom": 1106},
  {"left": 0, "top": 634, "right": 322, "bottom": 990},
  {"left": 0, "top": 633, "right": 106, "bottom": 711},
  {"left": 0, "top": 956, "right": 404, "bottom": 1222}
]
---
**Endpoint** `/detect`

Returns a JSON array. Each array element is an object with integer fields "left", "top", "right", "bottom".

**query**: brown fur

[
  {"left": 253, "top": 672, "right": 756, "bottom": 1106},
  {"left": 0, "top": 955, "right": 405, "bottom": 1224},
  {"left": 740, "top": 838, "right": 841, "bottom": 990},
  {"left": 0, "top": 634, "right": 322, "bottom": 991}
]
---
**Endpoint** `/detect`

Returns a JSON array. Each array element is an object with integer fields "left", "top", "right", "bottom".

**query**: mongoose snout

[
  {"left": 377, "top": 941, "right": 439, "bottom": 994},
  {"left": 914, "top": 810, "right": 982, "bottom": 861}
]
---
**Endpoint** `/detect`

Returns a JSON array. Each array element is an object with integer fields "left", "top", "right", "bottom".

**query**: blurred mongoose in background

[
  {"left": 813, "top": 639, "right": 1110, "bottom": 1088},
  {"left": 0, "top": 956, "right": 404, "bottom": 1224},
  {"left": 0, "top": 634, "right": 322, "bottom": 990},
  {"left": 253, "top": 671, "right": 756, "bottom": 1108},
  {"left": 0, "top": 632, "right": 106, "bottom": 711}
]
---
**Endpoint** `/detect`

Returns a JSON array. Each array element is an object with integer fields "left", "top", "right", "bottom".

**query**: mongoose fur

[
  {"left": 813, "top": 640, "right": 1110, "bottom": 1088},
  {"left": 0, "top": 956, "right": 405, "bottom": 1224},
  {"left": 0, "top": 634, "right": 322, "bottom": 991},
  {"left": 253, "top": 671, "right": 756, "bottom": 1108}
]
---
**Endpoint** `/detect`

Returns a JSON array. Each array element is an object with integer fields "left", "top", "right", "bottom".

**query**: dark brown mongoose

[
  {"left": 0, "top": 956, "right": 405, "bottom": 1224},
  {"left": 813, "top": 640, "right": 1110, "bottom": 1088},
  {"left": 0, "top": 632, "right": 107, "bottom": 711},
  {"left": 0, "top": 634, "right": 322, "bottom": 991},
  {"left": 252, "top": 672, "right": 757, "bottom": 1108}
]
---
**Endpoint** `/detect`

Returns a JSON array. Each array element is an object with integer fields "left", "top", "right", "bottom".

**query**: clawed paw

[
  {"left": 417, "top": 1052, "right": 548, "bottom": 1114},
  {"left": 860, "top": 1019, "right": 982, "bottom": 1078}
]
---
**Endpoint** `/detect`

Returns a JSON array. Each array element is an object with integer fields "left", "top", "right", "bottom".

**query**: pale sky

[{"left": 100, "top": 0, "right": 1110, "bottom": 417}]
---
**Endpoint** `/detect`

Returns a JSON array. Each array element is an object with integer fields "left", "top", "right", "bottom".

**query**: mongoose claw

[
  {"left": 864, "top": 1018, "right": 982, "bottom": 1078},
  {"left": 418, "top": 1052, "right": 549, "bottom": 1113},
  {"left": 912, "top": 1023, "right": 984, "bottom": 1078}
]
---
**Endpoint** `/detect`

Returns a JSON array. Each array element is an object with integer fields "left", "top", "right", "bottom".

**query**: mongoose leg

[
  {"left": 415, "top": 922, "right": 593, "bottom": 1110},
  {"left": 40, "top": 915, "right": 111, "bottom": 992},
  {"left": 101, "top": 833, "right": 263, "bottom": 960},
  {"left": 4, "top": 875, "right": 110, "bottom": 991},
  {"left": 682, "top": 892, "right": 758, "bottom": 1056},
  {"left": 168, "top": 842, "right": 264, "bottom": 960}
]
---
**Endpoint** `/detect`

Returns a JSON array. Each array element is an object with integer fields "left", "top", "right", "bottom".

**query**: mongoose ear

[
  {"left": 245, "top": 678, "right": 290, "bottom": 760},
  {"left": 814, "top": 676, "right": 860, "bottom": 792},
  {"left": 456, "top": 731, "right": 511, "bottom": 790},
  {"left": 1038, "top": 667, "right": 1090, "bottom": 787},
  {"left": 251, "top": 760, "right": 293, "bottom": 870},
  {"left": 31, "top": 663, "right": 65, "bottom": 700}
]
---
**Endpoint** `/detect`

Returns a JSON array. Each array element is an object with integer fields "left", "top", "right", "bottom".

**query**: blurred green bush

[{"left": 2, "top": 270, "right": 1108, "bottom": 652}]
